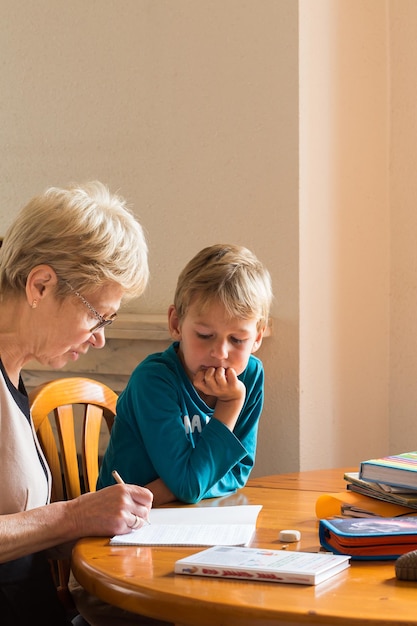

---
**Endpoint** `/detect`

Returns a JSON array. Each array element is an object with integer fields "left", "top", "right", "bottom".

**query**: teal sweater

[{"left": 97, "top": 342, "right": 264, "bottom": 503}]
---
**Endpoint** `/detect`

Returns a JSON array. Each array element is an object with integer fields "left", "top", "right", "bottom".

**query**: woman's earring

[{"left": 31, "top": 299, "right": 38, "bottom": 309}]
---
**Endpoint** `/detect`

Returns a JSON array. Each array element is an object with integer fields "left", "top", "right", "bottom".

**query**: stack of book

[
  {"left": 316, "top": 452, "right": 417, "bottom": 559},
  {"left": 345, "top": 451, "right": 417, "bottom": 514},
  {"left": 315, "top": 451, "right": 417, "bottom": 520}
]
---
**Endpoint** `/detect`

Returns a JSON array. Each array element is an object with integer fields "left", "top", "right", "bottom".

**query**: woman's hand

[
  {"left": 0, "top": 483, "right": 153, "bottom": 564},
  {"left": 68, "top": 483, "right": 153, "bottom": 537}
]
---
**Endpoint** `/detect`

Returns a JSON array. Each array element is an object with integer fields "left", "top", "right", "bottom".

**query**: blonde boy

[{"left": 98, "top": 244, "right": 273, "bottom": 505}]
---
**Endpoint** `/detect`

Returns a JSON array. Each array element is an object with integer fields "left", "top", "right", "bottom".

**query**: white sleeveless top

[{"left": 0, "top": 363, "right": 51, "bottom": 514}]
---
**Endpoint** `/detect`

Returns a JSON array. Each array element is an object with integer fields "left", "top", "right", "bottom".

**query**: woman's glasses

[{"left": 65, "top": 281, "right": 117, "bottom": 333}]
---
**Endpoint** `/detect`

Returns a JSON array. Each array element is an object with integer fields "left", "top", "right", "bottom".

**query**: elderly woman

[{"left": 0, "top": 182, "right": 153, "bottom": 625}]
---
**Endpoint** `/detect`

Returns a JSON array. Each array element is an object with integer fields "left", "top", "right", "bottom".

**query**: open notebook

[{"left": 109, "top": 504, "right": 262, "bottom": 546}]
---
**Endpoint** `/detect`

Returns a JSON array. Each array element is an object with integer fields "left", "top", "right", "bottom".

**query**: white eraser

[{"left": 279, "top": 529, "right": 301, "bottom": 542}]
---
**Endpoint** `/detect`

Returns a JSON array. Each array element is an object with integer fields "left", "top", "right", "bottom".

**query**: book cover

[
  {"left": 110, "top": 504, "right": 262, "bottom": 547},
  {"left": 319, "top": 516, "right": 417, "bottom": 559},
  {"left": 175, "top": 545, "right": 350, "bottom": 585},
  {"left": 315, "top": 489, "right": 417, "bottom": 519},
  {"left": 344, "top": 472, "right": 417, "bottom": 510},
  {"left": 359, "top": 452, "right": 417, "bottom": 490}
]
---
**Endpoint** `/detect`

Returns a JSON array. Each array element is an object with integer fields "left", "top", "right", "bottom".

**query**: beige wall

[
  {"left": 0, "top": 0, "right": 298, "bottom": 477},
  {"left": 390, "top": 0, "right": 417, "bottom": 453},
  {"left": 299, "top": 0, "right": 390, "bottom": 469},
  {"left": 1, "top": 0, "right": 416, "bottom": 477}
]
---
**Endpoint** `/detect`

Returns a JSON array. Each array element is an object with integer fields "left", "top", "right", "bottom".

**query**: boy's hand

[
  {"left": 194, "top": 367, "right": 246, "bottom": 431},
  {"left": 194, "top": 366, "right": 245, "bottom": 402}
]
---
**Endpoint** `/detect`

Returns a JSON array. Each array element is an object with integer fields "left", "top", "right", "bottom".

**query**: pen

[{"left": 112, "top": 469, "right": 151, "bottom": 526}]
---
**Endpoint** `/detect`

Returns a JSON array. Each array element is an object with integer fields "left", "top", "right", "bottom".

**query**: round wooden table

[{"left": 72, "top": 469, "right": 417, "bottom": 625}]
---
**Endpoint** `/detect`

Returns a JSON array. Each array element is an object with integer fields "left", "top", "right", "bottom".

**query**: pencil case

[{"left": 319, "top": 516, "right": 417, "bottom": 560}]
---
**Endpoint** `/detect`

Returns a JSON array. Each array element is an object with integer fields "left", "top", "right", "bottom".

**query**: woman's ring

[{"left": 129, "top": 514, "right": 141, "bottom": 529}]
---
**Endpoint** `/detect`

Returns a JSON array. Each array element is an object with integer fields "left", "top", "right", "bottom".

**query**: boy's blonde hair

[
  {"left": 0, "top": 181, "right": 149, "bottom": 302},
  {"left": 173, "top": 244, "right": 273, "bottom": 330}
]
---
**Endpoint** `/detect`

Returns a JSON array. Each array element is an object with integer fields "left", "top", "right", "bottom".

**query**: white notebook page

[{"left": 109, "top": 504, "right": 262, "bottom": 546}]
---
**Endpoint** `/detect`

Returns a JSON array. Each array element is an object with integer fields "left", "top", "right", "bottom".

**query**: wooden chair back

[
  {"left": 29, "top": 376, "right": 117, "bottom": 500},
  {"left": 29, "top": 376, "right": 118, "bottom": 609}
]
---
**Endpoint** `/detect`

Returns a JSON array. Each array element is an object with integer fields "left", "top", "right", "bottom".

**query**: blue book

[{"left": 359, "top": 451, "right": 417, "bottom": 490}]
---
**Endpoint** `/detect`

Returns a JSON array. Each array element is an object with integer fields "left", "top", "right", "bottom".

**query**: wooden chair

[{"left": 29, "top": 376, "right": 118, "bottom": 611}]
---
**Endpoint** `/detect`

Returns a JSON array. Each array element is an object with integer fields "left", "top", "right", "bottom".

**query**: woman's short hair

[
  {"left": 0, "top": 181, "right": 149, "bottom": 301},
  {"left": 173, "top": 243, "right": 273, "bottom": 330}
]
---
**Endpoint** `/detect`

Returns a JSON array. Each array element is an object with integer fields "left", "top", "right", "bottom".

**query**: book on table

[
  {"left": 315, "top": 484, "right": 417, "bottom": 519},
  {"left": 343, "top": 471, "right": 417, "bottom": 511},
  {"left": 359, "top": 451, "right": 417, "bottom": 490},
  {"left": 109, "top": 504, "right": 262, "bottom": 546},
  {"left": 174, "top": 545, "right": 350, "bottom": 585},
  {"left": 319, "top": 516, "right": 417, "bottom": 559}
]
